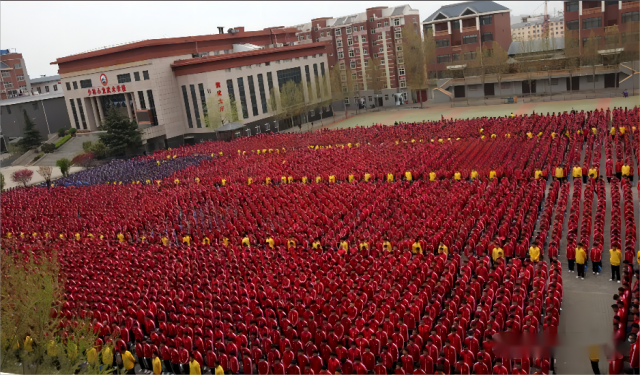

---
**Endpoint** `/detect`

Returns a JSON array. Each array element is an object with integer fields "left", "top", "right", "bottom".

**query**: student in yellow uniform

[
  {"left": 534, "top": 170, "right": 543, "bottom": 179},
  {"left": 619, "top": 126, "right": 625, "bottom": 135},
  {"left": 121, "top": 347, "right": 136, "bottom": 374},
  {"left": 287, "top": 237, "right": 297, "bottom": 249},
  {"left": 266, "top": 177, "right": 271, "bottom": 185},
  {"left": 588, "top": 166, "right": 598, "bottom": 179},
  {"left": 102, "top": 343, "right": 113, "bottom": 368},
  {"left": 359, "top": 240, "right": 370, "bottom": 251},
  {"left": 152, "top": 353, "right": 162, "bottom": 375},
  {"left": 405, "top": 171, "right": 413, "bottom": 181},
  {"left": 572, "top": 164, "right": 582, "bottom": 182},
  {"left": 214, "top": 360, "right": 224, "bottom": 375},
  {"left": 637, "top": 250, "right": 640, "bottom": 269},
  {"left": 386, "top": 173, "right": 393, "bottom": 182},
  {"left": 492, "top": 246, "right": 504, "bottom": 265},
  {"left": 610, "top": 246, "right": 622, "bottom": 282},
  {"left": 188, "top": 354, "right": 201, "bottom": 374},
  {"left": 340, "top": 239, "right": 349, "bottom": 252},
  {"left": 117, "top": 233, "right": 125, "bottom": 243},
  {"left": 281, "top": 176, "right": 287, "bottom": 184},
  {"left": 202, "top": 237, "right": 210, "bottom": 245},
  {"left": 438, "top": 242, "right": 449, "bottom": 256},
  {"left": 194, "top": 177, "right": 200, "bottom": 184},
  {"left": 610, "top": 127, "right": 616, "bottom": 136},
  {"left": 24, "top": 335, "right": 33, "bottom": 352},
  {"left": 316, "top": 176, "right": 322, "bottom": 183},
  {"left": 241, "top": 234, "right": 250, "bottom": 247},
  {"left": 364, "top": 173, "right": 372, "bottom": 182},
  {"left": 554, "top": 166, "right": 565, "bottom": 183},
  {"left": 575, "top": 242, "right": 587, "bottom": 279},
  {"left": 87, "top": 346, "right": 98, "bottom": 366},
  {"left": 265, "top": 236, "right": 275, "bottom": 249},
  {"left": 312, "top": 238, "right": 322, "bottom": 250},
  {"left": 454, "top": 172, "right": 461, "bottom": 180},
  {"left": 221, "top": 179, "right": 226, "bottom": 186},
  {"left": 526, "top": 132, "right": 533, "bottom": 139},
  {"left": 47, "top": 340, "right": 57, "bottom": 357},
  {"left": 470, "top": 170, "right": 479, "bottom": 180},
  {"left": 67, "top": 340, "right": 78, "bottom": 361},
  {"left": 429, "top": 172, "right": 437, "bottom": 181},
  {"left": 288, "top": 176, "right": 293, "bottom": 183},
  {"left": 489, "top": 170, "right": 497, "bottom": 180},
  {"left": 248, "top": 177, "right": 254, "bottom": 185},
  {"left": 621, "top": 164, "right": 631, "bottom": 179},
  {"left": 329, "top": 175, "right": 336, "bottom": 183},
  {"left": 182, "top": 235, "right": 191, "bottom": 246},
  {"left": 302, "top": 177, "right": 308, "bottom": 183},
  {"left": 161, "top": 236, "right": 169, "bottom": 246},
  {"left": 529, "top": 241, "right": 541, "bottom": 262},
  {"left": 411, "top": 239, "right": 423, "bottom": 255},
  {"left": 383, "top": 238, "right": 392, "bottom": 252}
]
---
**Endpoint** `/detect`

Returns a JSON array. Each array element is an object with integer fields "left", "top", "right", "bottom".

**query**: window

[
  {"left": 482, "top": 32, "right": 493, "bottom": 42},
  {"left": 586, "top": 75, "right": 599, "bottom": 83},
  {"left": 257, "top": 74, "right": 268, "bottom": 114},
  {"left": 582, "top": 17, "right": 602, "bottom": 30},
  {"left": 181, "top": 86, "right": 194, "bottom": 128},
  {"left": 501, "top": 82, "right": 511, "bottom": 89},
  {"left": 265, "top": 123, "right": 270, "bottom": 131},
  {"left": 337, "top": 39, "right": 342, "bottom": 47},
  {"left": 395, "top": 31, "right": 402, "bottom": 39},
  {"left": 351, "top": 73, "right": 357, "bottom": 80},
  {"left": 226, "top": 79, "right": 239, "bottom": 121},
  {"left": 16, "top": 75, "right": 24, "bottom": 81},
  {"left": 550, "top": 78, "right": 559, "bottom": 85},
  {"left": 384, "top": 21, "right": 389, "bottom": 26},
  {"left": 134, "top": 72, "right": 141, "bottom": 81},
  {"left": 45, "top": 85, "right": 50, "bottom": 93},
  {"left": 361, "top": 36, "right": 366, "bottom": 42},
  {"left": 452, "top": 53, "right": 461, "bottom": 61},
  {"left": 341, "top": 73, "right": 347, "bottom": 82},
  {"left": 235, "top": 131, "right": 241, "bottom": 138},
  {"left": 237, "top": 77, "right": 249, "bottom": 119},
  {"left": 400, "top": 80, "right": 407, "bottom": 88},
  {"left": 76, "top": 98, "right": 87, "bottom": 129},
  {"left": 394, "top": 18, "right": 400, "bottom": 26},
  {"left": 66, "top": 82, "right": 71, "bottom": 91},
  {"left": 364, "top": 59, "right": 369, "bottom": 67},
  {"left": 350, "top": 61, "right": 356, "bottom": 69},
  {"left": 69, "top": 99, "right": 80, "bottom": 128},
  {"left": 566, "top": 1, "right": 579, "bottom": 12},
  {"left": 371, "top": 28, "right": 376, "bottom": 34},
  {"left": 464, "top": 51, "right": 477, "bottom": 60},
  {"left": 583, "top": 35, "right": 601, "bottom": 46},
  {"left": 320, "top": 32, "right": 324, "bottom": 37},
  {"left": 339, "top": 62, "right": 345, "bottom": 70},
  {"left": 73, "top": 81, "right": 78, "bottom": 90},
  {"left": 622, "top": 11, "right": 639, "bottom": 23},
  {"left": 347, "top": 38, "right": 353, "bottom": 46},
  {"left": 344, "top": 97, "right": 350, "bottom": 104},
  {"left": 188, "top": 84, "right": 201, "bottom": 127},
  {"left": 335, "top": 28, "right": 341, "bottom": 36},
  {"left": 480, "top": 15, "right": 492, "bottom": 25},
  {"left": 36, "top": 87, "right": 42, "bottom": 94},
  {"left": 80, "top": 79, "right": 92, "bottom": 88},
  {"left": 378, "top": 35, "right": 383, "bottom": 40},
  {"left": 348, "top": 49, "right": 354, "bottom": 57},
  {"left": 398, "top": 68, "right": 405, "bottom": 76},
  {"left": 1, "top": 71, "right": 9, "bottom": 77},
  {"left": 437, "top": 54, "right": 451, "bottom": 63},
  {"left": 622, "top": 32, "right": 640, "bottom": 43},
  {"left": 380, "top": 58, "right": 385, "bottom": 65},
  {"left": 463, "top": 35, "right": 477, "bottom": 44},
  {"left": 137, "top": 91, "right": 147, "bottom": 109},
  {"left": 370, "top": 17, "right": 374, "bottom": 22},
  {"left": 338, "top": 51, "right": 344, "bottom": 59},
  {"left": 346, "top": 26, "right": 352, "bottom": 34},
  {"left": 117, "top": 74, "right": 131, "bottom": 84},
  {"left": 147, "top": 89, "right": 157, "bottom": 124},
  {"left": 14, "top": 63, "right": 21, "bottom": 69},
  {"left": 247, "top": 76, "right": 259, "bottom": 117},
  {"left": 396, "top": 45, "right": 403, "bottom": 51},
  {"left": 451, "top": 20, "right": 460, "bottom": 30},
  {"left": 384, "top": 94, "right": 389, "bottom": 100},
  {"left": 436, "top": 39, "right": 449, "bottom": 48}
]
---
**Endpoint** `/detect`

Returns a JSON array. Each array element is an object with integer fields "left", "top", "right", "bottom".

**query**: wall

[
  {"left": 1, "top": 53, "right": 30, "bottom": 98},
  {"left": 0, "top": 97, "right": 71, "bottom": 139},
  {"left": 31, "top": 79, "right": 62, "bottom": 95}
]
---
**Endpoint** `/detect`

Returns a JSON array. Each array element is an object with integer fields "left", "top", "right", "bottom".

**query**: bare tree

[
  {"left": 365, "top": 57, "right": 385, "bottom": 108},
  {"left": 37, "top": 166, "right": 53, "bottom": 187},
  {"left": 403, "top": 25, "right": 427, "bottom": 107}
]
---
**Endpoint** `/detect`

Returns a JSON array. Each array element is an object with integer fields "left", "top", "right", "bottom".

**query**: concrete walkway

[
  {"left": 1, "top": 166, "right": 85, "bottom": 189},
  {"left": 34, "top": 133, "right": 101, "bottom": 167}
]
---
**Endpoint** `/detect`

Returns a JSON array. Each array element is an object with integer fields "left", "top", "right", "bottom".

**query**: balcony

[
  {"left": 462, "top": 26, "right": 476, "bottom": 33},
  {"left": 452, "top": 45, "right": 462, "bottom": 52},
  {"left": 622, "top": 1, "right": 639, "bottom": 9},
  {"left": 605, "top": 25, "right": 619, "bottom": 33},
  {"left": 435, "top": 29, "right": 448, "bottom": 36},
  {"left": 582, "top": 7, "right": 601, "bottom": 15}
]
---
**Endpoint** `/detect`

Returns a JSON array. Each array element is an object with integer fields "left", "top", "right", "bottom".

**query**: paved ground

[
  {"left": 34, "top": 132, "right": 101, "bottom": 167},
  {"left": 1, "top": 166, "right": 85, "bottom": 189}
]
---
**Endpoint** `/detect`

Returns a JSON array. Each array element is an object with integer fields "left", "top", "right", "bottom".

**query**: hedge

[{"left": 55, "top": 135, "right": 72, "bottom": 149}]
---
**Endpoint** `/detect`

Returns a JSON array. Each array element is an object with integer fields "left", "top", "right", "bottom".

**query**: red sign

[
  {"left": 88, "top": 84, "right": 127, "bottom": 96},
  {"left": 100, "top": 73, "right": 108, "bottom": 86}
]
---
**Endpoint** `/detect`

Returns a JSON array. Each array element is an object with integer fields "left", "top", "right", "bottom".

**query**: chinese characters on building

[
  {"left": 216, "top": 82, "right": 224, "bottom": 112},
  {"left": 88, "top": 84, "right": 127, "bottom": 96}
]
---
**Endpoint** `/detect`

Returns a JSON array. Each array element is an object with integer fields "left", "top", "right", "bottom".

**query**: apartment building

[
  {"left": 422, "top": 1, "right": 512, "bottom": 76},
  {"left": 564, "top": 1, "right": 640, "bottom": 51},
  {"left": 29, "top": 75, "right": 63, "bottom": 96},
  {"left": 512, "top": 16, "right": 564, "bottom": 42},
  {"left": 291, "top": 4, "right": 421, "bottom": 107},
  {"left": 0, "top": 49, "right": 31, "bottom": 99}
]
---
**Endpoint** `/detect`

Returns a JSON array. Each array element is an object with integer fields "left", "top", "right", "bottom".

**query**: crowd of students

[{"left": 2, "top": 107, "right": 639, "bottom": 375}]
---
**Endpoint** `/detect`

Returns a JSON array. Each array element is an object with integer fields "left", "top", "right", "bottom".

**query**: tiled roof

[{"left": 424, "top": 1, "right": 509, "bottom": 22}]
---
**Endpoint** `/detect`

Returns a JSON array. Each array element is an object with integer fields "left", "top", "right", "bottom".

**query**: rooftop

[
  {"left": 508, "top": 36, "right": 565, "bottom": 55},
  {"left": 512, "top": 16, "right": 564, "bottom": 29},
  {"left": 29, "top": 75, "right": 61, "bottom": 84},
  {"left": 423, "top": 1, "right": 510, "bottom": 23},
  {"left": 0, "top": 91, "right": 65, "bottom": 107}
]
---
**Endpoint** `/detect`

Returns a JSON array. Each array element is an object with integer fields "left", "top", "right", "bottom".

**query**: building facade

[
  {"left": 0, "top": 92, "right": 72, "bottom": 142},
  {"left": 52, "top": 27, "right": 334, "bottom": 150},
  {"left": 1, "top": 49, "right": 31, "bottom": 99},
  {"left": 511, "top": 16, "right": 564, "bottom": 42},
  {"left": 422, "top": 1, "right": 512, "bottom": 76},
  {"left": 291, "top": 4, "right": 420, "bottom": 107},
  {"left": 564, "top": 1, "right": 640, "bottom": 52},
  {"left": 29, "top": 75, "right": 63, "bottom": 96}
]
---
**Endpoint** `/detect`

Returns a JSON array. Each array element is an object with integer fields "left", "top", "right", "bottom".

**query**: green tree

[
  {"left": 56, "top": 158, "right": 71, "bottom": 177},
  {"left": 329, "top": 65, "right": 346, "bottom": 119},
  {"left": 582, "top": 31, "right": 601, "bottom": 94},
  {"left": 365, "top": 58, "right": 385, "bottom": 107},
  {"left": 403, "top": 25, "right": 428, "bottom": 107},
  {"left": 0, "top": 173, "right": 4, "bottom": 191},
  {"left": 1, "top": 246, "right": 104, "bottom": 374},
  {"left": 268, "top": 81, "right": 305, "bottom": 130},
  {"left": 423, "top": 28, "right": 437, "bottom": 80},
  {"left": 98, "top": 108, "right": 142, "bottom": 156},
  {"left": 205, "top": 95, "right": 238, "bottom": 130},
  {"left": 314, "top": 74, "right": 333, "bottom": 126},
  {"left": 90, "top": 141, "right": 107, "bottom": 159},
  {"left": 18, "top": 109, "right": 43, "bottom": 150}
]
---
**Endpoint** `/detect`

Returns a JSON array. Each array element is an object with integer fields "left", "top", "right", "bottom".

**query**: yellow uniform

[
  {"left": 386, "top": 174, "right": 393, "bottom": 182},
  {"left": 117, "top": 233, "right": 125, "bottom": 243},
  {"left": 383, "top": 241, "right": 392, "bottom": 252},
  {"left": 529, "top": 246, "right": 541, "bottom": 262},
  {"left": 470, "top": 171, "right": 479, "bottom": 180},
  {"left": 622, "top": 165, "right": 631, "bottom": 176},
  {"left": 438, "top": 245, "right": 449, "bottom": 255},
  {"left": 161, "top": 237, "right": 169, "bottom": 245},
  {"left": 316, "top": 176, "right": 322, "bottom": 183},
  {"left": 405, "top": 172, "right": 413, "bottom": 181},
  {"left": 47, "top": 340, "right": 57, "bottom": 357},
  {"left": 312, "top": 241, "right": 322, "bottom": 249},
  {"left": 340, "top": 241, "right": 349, "bottom": 251},
  {"left": 610, "top": 127, "right": 616, "bottom": 136},
  {"left": 588, "top": 168, "right": 598, "bottom": 178},
  {"left": 67, "top": 342, "right": 78, "bottom": 360},
  {"left": 576, "top": 247, "right": 587, "bottom": 264},
  {"left": 288, "top": 239, "right": 297, "bottom": 248},
  {"left": 222, "top": 237, "right": 230, "bottom": 247},
  {"left": 554, "top": 167, "right": 564, "bottom": 178},
  {"left": 266, "top": 238, "right": 275, "bottom": 249},
  {"left": 302, "top": 177, "right": 308, "bottom": 183},
  {"left": 241, "top": 237, "right": 250, "bottom": 247},
  {"left": 572, "top": 166, "right": 582, "bottom": 178},
  {"left": 266, "top": 177, "right": 271, "bottom": 185},
  {"left": 534, "top": 170, "right": 543, "bottom": 179},
  {"left": 359, "top": 242, "right": 370, "bottom": 251},
  {"left": 489, "top": 171, "right": 497, "bottom": 180},
  {"left": 349, "top": 174, "right": 356, "bottom": 183},
  {"left": 24, "top": 336, "right": 33, "bottom": 352},
  {"left": 527, "top": 132, "right": 533, "bottom": 139},
  {"left": 215, "top": 365, "right": 225, "bottom": 375},
  {"left": 288, "top": 176, "right": 293, "bottom": 184},
  {"left": 364, "top": 173, "right": 371, "bottom": 182},
  {"left": 182, "top": 236, "right": 191, "bottom": 245},
  {"left": 87, "top": 347, "right": 97, "bottom": 366},
  {"left": 123, "top": 350, "right": 136, "bottom": 370},
  {"left": 103, "top": 346, "right": 113, "bottom": 366},
  {"left": 610, "top": 249, "right": 622, "bottom": 266},
  {"left": 454, "top": 172, "right": 461, "bottom": 180},
  {"left": 620, "top": 127, "right": 625, "bottom": 135},
  {"left": 189, "top": 359, "right": 201, "bottom": 375},
  {"left": 429, "top": 172, "right": 437, "bottom": 181},
  {"left": 248, "top": 177, "right": 253, "bottom": 185},
  {"left": 411, "top": 242, "right": 423, "bottom": 254},
  {"left": 492, "top": 247, "right": 504, "bottom": 262},
  {"left": 329, "top": 176, "right": 336, "bottom": 183},
  {"left": 153, "top": 357, "right": 162, "bottom": 374}
]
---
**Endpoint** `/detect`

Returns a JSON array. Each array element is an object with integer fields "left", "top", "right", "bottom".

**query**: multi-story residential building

[
  {"left": 0, "top": 49, "right": 31, "bottom": 99},
  {"left": 29, "top": 75, "right": 63, "bottom": 96},
  {"left": 422, "top": 1, "right": 512, "bottom": 77},
  {"left": 564, "top": 1, "right": 640, "bottom": 52},
  {"left": 291, "top": 4, "right": 421, "bottom": 107},
  {"left": 511, "top": 16, "right": 564, "bottom": 42},
  {"left": 52, "top": 27, "right": 332, "bottom": 150}
]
